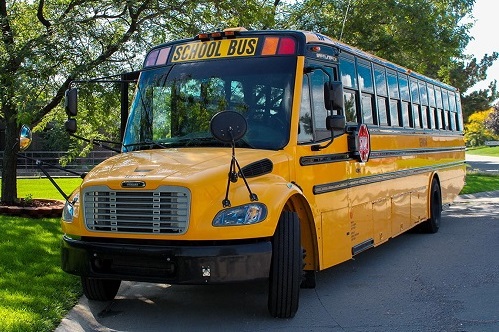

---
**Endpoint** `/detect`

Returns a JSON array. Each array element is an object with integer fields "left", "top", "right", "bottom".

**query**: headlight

[
  {"left": 62, "top": 193, "right": 79, "bottom": 222},
  {"left": 212, "top": 203, "right": 267, "bottom": 226}
]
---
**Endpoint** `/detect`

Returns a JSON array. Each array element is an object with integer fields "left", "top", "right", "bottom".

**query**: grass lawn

[
  {"left": 461, "top": 171, "right": 499, "bottom": 194},
  {"left": 466, "top": 145, "right": 499, "bottom": 157},
  {"left": 0, "top": 178, "right": 82, "bottom": 332}
]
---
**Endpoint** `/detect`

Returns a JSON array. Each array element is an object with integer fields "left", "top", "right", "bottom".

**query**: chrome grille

[{"left": 83, "top": 185, "right": 190, "bottom": 234}]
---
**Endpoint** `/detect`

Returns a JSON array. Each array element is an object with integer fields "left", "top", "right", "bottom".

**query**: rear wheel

[
  {"left": 420, "top": 179, "right": 442, "bottom": 234},
  {"left": 268, "top": 211, "right": 302, "bottom": 318},
  {"left": 81, "top": 277, "right": 121, "bottom": 301}
]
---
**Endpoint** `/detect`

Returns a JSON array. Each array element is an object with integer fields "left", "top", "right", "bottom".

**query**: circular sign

[{"left": 358, "top": 124, "right": 370, "bottom": 163}]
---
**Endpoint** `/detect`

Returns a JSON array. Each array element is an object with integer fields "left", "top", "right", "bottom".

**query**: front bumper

[{"left": 61, "top": 235, "right": 272, "bottom": 284}]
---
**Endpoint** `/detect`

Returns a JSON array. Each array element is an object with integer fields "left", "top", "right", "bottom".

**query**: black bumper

[{"left": 61, "top": 235, "right": 272, "bottom": 284}]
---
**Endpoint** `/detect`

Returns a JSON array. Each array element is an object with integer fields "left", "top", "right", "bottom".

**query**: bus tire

[
  {"left": 81, "top": 277, "right": 121, "bottom": 301},
  {"left": 268, "top": 211, "right": 301, "bottom": 318},
  {"left": 421, "top": 180, "right": 442, "bottom": 234}
]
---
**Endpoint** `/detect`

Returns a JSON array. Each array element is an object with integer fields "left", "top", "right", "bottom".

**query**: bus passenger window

[
  {"left": 340, "top": 58, "right": 357, "bottom": 88},
  {"left": 378, "top": 96, "right": 389, "bottom": 126},
  {"left": 434, "top": 108, "right": 442, "bottom": 129},
  {"left": 387, "top": 73, "right": 399, "bottom": 99},
  {"left": 390, "top": 99, "right": 399, "bottom": 126},
  {"left": 410, "top": 79, "right": 420, "bottom": 104},
  {"left": 399, "top": 76, "right": 410, "bottom": 101},
  {"left": 448, "top": 112, "right": 456, "bottom": 131},
  {"left": 358, "top": 63, "right": 374, "bottom": 92},
  {"left": 420, "top": 106, "right": 427, "bottom": 128},
  {"left": 362, "top": 93, "right": 375, "bottom": 124},
  {"left": 435, "top": 87, "right": 443, "bottom": 109},
  {"left": 428, "top": 85, "right": 436, "bottom": 108},
  {"left": 443, "top": 110, "right": 449, "bottom": 130},
  {"left": 344, "top": 90, "right": 357, "bottom": 123},
  {"left": 401, "top": 101, "right": 411, "bottom": 127},
  {"left": 419, "top": 81, "right": 428, "bottom": 106},
  {"left": 428, "top": 107, "right": 435, "bottom": 129},
  {"left": 375, "top": 67, "right": 387, "bottom": 96},
  {"left": 413, "top": 104, "right": 422, "bottom": 128}
]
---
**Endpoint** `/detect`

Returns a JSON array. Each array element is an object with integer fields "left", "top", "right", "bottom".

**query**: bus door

[
  {"left": 338, "top": 55, "right": 377, "bottom": 256},
  {"left": 295, "top": 62, "right": 352, "bottom": 270}
]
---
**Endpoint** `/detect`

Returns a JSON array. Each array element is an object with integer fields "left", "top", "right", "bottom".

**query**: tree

[
  {"left": 0, "top": 0, "right": 282, "bottom": 204},
  {"left": 285, "top": 0, "right": 497, "bottom": 118},
  {"left": 464, "top": 109, "right": 498, "bottom": 147},
  {"left": 485, "top": 103, "right": 499, "bottom": 136}
]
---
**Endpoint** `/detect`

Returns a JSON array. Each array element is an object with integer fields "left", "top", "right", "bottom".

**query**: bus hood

[{"left": 83, "top": 148, "right": 290, "bottom": 186}]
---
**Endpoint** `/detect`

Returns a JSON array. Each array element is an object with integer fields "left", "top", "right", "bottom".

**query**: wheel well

[
  {"left": 283, "top": 194, "right": 318, "bottom": 271},
  {"left": 428, "top": 172, "right": 442, "bottom": 213},
  {"left": 431, "top": 173, "right": 441, "bottom": 188}
]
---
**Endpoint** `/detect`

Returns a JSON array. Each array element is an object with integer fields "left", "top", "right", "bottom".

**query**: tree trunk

[{"left": 1, "top": 103, "right": 18, "bottom": 204}]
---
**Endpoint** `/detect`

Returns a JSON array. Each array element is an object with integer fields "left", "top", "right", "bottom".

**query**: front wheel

[
  {"left": 268, "top": 211, "right": 302, "bottom": 318},
  {"left": 420, "top": 179, "right": 442, "bottom": 234},
  {"left": 81, "top": 277, "right": 121, "bottom": 301}
]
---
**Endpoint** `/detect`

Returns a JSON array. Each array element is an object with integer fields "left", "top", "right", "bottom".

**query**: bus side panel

[
  {"left": 321, "top": 207, "right": 351, "bottom": 269},
  {"left": 373, "top": 198, "right": 390, "bottom": 245},
  {"left": 391, "top": 192, "right": 412, "bottom": 237},
  {"left": 411, "top": 185, "right": 428, "bottom": 225},
  {"left": 439, "top": 164, "right": 466, "bottom": 205}
]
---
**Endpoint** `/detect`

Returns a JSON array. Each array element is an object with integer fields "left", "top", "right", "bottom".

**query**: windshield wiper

[
  {"left": 175, "top": 136, "right": 220, "bottom": 146},
  {"left": 123, "top": 139, "right": 165, "bottom": 151}
]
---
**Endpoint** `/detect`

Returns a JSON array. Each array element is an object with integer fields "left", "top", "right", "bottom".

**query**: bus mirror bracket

[{"left": 210, "top": 111, "right": 258, "bottom": 207}]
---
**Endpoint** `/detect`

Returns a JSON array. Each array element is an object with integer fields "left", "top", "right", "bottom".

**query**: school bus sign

[{"left": 172, "top": 38, "right": 258, "bottom": 62}]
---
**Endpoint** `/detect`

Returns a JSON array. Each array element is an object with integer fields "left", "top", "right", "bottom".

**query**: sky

[{"left": 464, "top": 0, "right": 499, "bottom": 93}]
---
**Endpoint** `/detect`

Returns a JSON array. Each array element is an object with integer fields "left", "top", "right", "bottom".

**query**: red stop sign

[{"left": 358, "top": 124, "right": 370, "bottom": 163}]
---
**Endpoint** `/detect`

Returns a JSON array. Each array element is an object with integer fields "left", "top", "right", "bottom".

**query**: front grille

[{"left": 82, "top": 185, "right": 190, "bottom": 234}]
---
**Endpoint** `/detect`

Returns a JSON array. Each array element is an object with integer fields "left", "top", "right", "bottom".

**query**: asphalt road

[
  {"left": 466, "top": 153, "right": 499, "bottom": 173},
  {"left": 56, "top": 188, "right": 499, "bottom": 332}
]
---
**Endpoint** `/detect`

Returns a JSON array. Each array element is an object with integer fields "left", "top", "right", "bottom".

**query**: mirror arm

[
  {"left": 35, "top": 161, "right": 70, "bottom": 201},
  {"left": 311, "top": 137, "right": 334, "bottom": 151},
  {"left": 15, "top": 154, "right": 87, "bottom": 202},
  {"left": 69, "top": 133, "right": 122, "bottom": 153}
]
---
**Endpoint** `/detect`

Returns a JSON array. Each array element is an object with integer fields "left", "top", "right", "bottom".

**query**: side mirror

[
  {"left": 19, "top": 125, "right": 32, "bottom": 151},
  {"left": 65, "top": 118, "right": 77, "bottom": 134},
  {"left": 326, "top": 114, "right": 346, "bottom": 131},
  {"left": 65, "top": 88, "right": 78, "bottom": 117},
  {"left": 324, "top": 81, "right": 344, "bottom": 111}
]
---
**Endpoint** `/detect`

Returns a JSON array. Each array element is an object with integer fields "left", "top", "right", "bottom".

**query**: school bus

[{"left": 61, "top": 28, "right": 465, "bottom": 318}]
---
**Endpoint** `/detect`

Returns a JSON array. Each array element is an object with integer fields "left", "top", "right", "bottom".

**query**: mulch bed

[{"left": 0, "top": 199, "right": 65, "bottom": 218}]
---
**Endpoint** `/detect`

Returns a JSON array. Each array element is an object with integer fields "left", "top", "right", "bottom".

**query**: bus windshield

[{"left": 123, "top": 57, "right": 297, "bottom": 152}]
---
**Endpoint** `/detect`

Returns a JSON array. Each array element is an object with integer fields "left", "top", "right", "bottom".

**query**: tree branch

[{"left": 37, "top": 0, "right": 52, "bottom": 30}]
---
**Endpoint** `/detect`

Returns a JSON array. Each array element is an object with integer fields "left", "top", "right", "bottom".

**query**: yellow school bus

[{"left": 61, "top": 28, "right": 465, "bottom": 318}]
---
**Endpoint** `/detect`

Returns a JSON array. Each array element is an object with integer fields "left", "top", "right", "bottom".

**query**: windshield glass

[{"left": 123, "top": 57, "right": 296, "bottom": 151}]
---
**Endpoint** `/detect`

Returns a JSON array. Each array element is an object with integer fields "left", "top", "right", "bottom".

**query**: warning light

[{"left": 262, "top": 36, "right": 296, "bottom": 56}]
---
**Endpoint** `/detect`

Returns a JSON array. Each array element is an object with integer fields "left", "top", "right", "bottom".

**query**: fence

[{"left": 0, "top": 150, "right": 116, "bottom": 177}]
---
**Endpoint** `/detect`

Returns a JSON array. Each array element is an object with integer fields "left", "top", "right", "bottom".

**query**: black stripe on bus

[
  {"left": 300, "top": 152, "right": 350, "bottom": 166},
  {"left": 312, "top": 160, "right": 465, "bottom": 195},
  {"left": 300, "top": 146, "right": 464, "bottom": 166}
]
